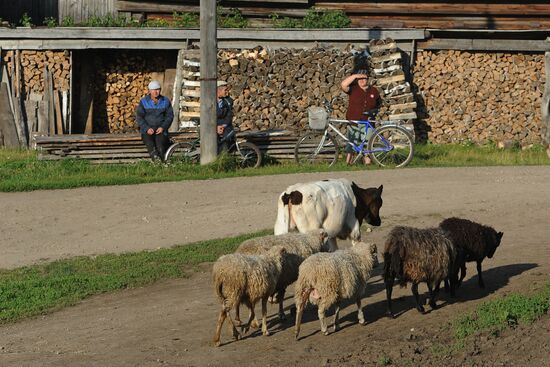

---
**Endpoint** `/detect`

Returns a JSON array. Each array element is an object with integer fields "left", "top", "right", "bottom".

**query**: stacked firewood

[
  {"left": 414, "top": 50, "right": 544, "bottom": 145},
  {"left": 2, "top": 50, "right": 71, "bottom": 94},
  {"left": 217, "top": 47, "right": 354, "bottom": 131},
  {"left": 93, "top": 53, "right": 154, "bottom": 133},
  {"left": 366, "top": 39, "right": 416, "bottom": 135},
  {"left": 179, "top": 49, "right": 201, "bottom": 127}
]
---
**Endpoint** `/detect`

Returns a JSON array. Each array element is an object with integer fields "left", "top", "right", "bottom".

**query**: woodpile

[
  {"left": 0, "top": 50, "right": 71, "bottom": 147},
  {"left": 414, "top": 50, "right": 544, "bottom": 145},
  {"left": 215, "top": 47, "right": 353, "bottom": 131},
  {"left": 3, "top": 50, "right": 70, "bottom": 94},
  {"left": 92, "top": 52, "right": 155, "bottom": 133},
  {"left": 366, "top": 39, "right": 416, "bottom": 136}
]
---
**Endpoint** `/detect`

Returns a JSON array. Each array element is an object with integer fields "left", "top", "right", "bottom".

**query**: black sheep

[{"left": 439, "top": 217, "right": 503, "bottom": 288}]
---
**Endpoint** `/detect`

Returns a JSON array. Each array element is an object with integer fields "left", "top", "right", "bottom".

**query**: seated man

[
  {"left": 136, "top": 80, "right": 174, "bottom": 162},
  {"left": 216, "top": 80, "right": 235, "bottom": 153}
]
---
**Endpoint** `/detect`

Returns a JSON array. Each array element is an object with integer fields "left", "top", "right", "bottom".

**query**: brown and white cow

[{"left": 274, "top": 178, "right": 383, "bottom": 251}]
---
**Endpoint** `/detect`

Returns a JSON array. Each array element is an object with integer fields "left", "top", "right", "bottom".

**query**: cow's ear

[{"left": 378, "top": 185, "right": 383, "bottom": 194}]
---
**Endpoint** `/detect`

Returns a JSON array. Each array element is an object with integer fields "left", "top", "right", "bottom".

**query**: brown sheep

[{"left": 383, "top": 226, "right": 459, "bottom": 317}]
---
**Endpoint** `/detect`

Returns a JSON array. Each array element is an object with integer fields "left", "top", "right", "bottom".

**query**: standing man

[
  {"left": 216, "top": 80, "right": 235, "bottom": 152},
  {"left": 341, "top": 70, "right": 381, "bottom": 165},
  {"left": 136, "top": 80, "right": 174, "bottom": 162}
]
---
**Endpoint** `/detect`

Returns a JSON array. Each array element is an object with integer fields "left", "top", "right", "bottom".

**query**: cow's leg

[{"left": 327, "top": 237, "right": 338, "bottom": 252}]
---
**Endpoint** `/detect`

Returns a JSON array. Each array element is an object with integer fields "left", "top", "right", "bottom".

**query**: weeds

[{"left": 454, "top": 283, "right": 550, "bottom": 341}]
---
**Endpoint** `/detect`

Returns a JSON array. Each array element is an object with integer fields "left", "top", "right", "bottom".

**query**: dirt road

[{"left": 1, "top": 166, "right": 549, "bottom": 366}]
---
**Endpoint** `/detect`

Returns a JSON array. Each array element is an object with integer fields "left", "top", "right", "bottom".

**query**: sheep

[
  {"left": 383, "top": 226, "right": 460, "bottom": 318},
  {"left": 294, "top": 241, "right": 378, "bottom": 338},
  {"left": 212, "top": 246, "right": 286, "bottom": 347},
  {"left": 235, "top": 229, "right": 330, "bottom": 322},
  {"left": 439, "top": 217, "right": 503, "bottom": 289}
]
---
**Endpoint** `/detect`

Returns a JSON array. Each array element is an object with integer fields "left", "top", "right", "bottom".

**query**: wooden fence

[{"left": 0, "top": 0, "right": 115, "bottom": 24}]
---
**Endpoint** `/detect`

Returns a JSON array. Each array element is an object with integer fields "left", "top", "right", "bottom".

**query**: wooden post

[
  {"left": 170, "top": 48, "right": 185, "bottom": 132},
  {"left": 200, "top": 0, "right": 218, "bottom": 164},
  {"left": 542, "top": 40, "right": 550, "bottom": 158}
]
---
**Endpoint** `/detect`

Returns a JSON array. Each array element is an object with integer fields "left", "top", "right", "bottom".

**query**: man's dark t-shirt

[{"left": 345, "top": 85, "right": 380, "bottom": 121}]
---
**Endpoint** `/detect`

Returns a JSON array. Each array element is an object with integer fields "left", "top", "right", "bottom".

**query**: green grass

[
  {"left": 0, "top": 229, "right": 271, "bottom": 324},
  {"left": 1, "top": 143, "right": 548, "bottom": 192},
  {"left": 454, "top": 283, "right": 550, "bottom": 341}
]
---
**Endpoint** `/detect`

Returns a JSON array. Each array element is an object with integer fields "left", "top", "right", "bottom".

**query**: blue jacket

[
  {"left": 136, "top": 95, "right": 174, "bottom": 134},
  {"left": 217, "top": 96, "right": 234, "bottom": 141}
]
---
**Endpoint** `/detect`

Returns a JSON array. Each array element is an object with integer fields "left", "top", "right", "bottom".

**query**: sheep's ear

[
  {"left": 378, "top": 185, "right": 383, "bottom": 194},
  {"left": 497, "top": 232, "right": 504, "bottom": 241}
]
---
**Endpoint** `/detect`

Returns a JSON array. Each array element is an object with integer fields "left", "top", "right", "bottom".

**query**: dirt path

[{"left": 1, "top": 166, "right": 550, "bottom": 366}]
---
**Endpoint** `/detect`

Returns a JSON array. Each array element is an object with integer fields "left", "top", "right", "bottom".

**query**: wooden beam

[
  {"left": 0, "top": 27, "right": 427, "bottom": 41},
  {"left": 418, "top": 38, "right": 550, "bottom": 52},
  {"left": 170, "top": 49, "right": 185, "bottom": 132},
  {"left": 317, "top": 3, "right": 550, "bottom": 16}
]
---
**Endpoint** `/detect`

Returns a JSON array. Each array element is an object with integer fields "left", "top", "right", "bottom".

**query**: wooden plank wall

[
  {"left": 0, "top": 0, "right": 58, "bottom": 24},
  {"left": 58, "top": 0, "right": 116, "bottom": 24}
]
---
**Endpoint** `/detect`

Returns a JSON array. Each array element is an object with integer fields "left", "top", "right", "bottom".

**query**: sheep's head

[{"left": 485, "top": 229, "right": 504, "bottom": 258}]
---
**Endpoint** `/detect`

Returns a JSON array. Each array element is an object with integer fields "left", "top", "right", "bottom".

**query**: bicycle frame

[{"left": 321, "top": 118, "right": 394, "bottom": 156}]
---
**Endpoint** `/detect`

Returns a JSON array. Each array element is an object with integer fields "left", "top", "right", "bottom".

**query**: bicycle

[
  {"left": 164, "top": 125, "right": 262, "bottom": 168},
  {"left": 294, "top": 99, "right": 414, "bottom": 168}
]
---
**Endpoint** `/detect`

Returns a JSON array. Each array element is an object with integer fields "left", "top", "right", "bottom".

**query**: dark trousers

[{"left": 141, "top": 133, "right": 169, "bottom": 161}]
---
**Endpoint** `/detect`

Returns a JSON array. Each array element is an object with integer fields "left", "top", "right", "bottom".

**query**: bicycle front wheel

[
  {"left": 294, "top": 132, "right": 339, "bottom": 166},
  {"left": 367, "top": 125, "right": 413, "bottom": 168},
  {"left": 236, "top": 142, "right": 262, "bottom": 168},
  {"left": 164, "top": 142, "right": 200, "bottom": 164}
]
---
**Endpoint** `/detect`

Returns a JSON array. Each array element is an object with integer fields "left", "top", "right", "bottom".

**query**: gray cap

[
  {"left": 217, "top": 80, "right": 228, "bottom": 87},
  {"left": 148, "top": 80, "right": 161, "bottom": 90}
]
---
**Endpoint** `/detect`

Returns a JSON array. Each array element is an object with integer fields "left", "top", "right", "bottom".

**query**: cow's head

[{"left": 352, "top": 182, "right": 383, "bottom": 227}]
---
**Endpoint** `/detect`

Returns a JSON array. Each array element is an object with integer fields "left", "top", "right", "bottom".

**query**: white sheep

[
  {"left": 294, "top": 242, "right": 378, "bottom": 338},
  {"left": 236, "top": 229, "right": 329, "bottom": 321},
  {"left": 212, "top": 246, "right": 286, "bottom": 347}
]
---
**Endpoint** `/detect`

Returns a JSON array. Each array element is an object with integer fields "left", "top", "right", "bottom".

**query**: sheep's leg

[
  {"left": 225, "top": 310, "right": 242, "bottom": 340},
  {"left": 427, "top": 283, "right": 438, "bottom": 310},
  {"left": 333, "top": 304, "right": 340, "bottom": 333},
  {"left": 261, "top": 297, "right": 270, "bottom": 336},
  {"left": 213, "top": 309, "right": 227, "bottom": 347},
  {"left": 477, "top": 261, "right": 485, "bottom": 288},
  {"left": 235, "top": 302, "right": 241, "bottom": 326},
  {"left": 241, "top": 302, "right": 256, "bottom": 334},
  {"left": 357, "top": 298, "right": 366, "bottom": 325},
  {"left": 459, "top": 263, "right": 467, "bottom": 287},
  {"left": 295, "top": 288, "right": 310, "bottom": 340},
  {"left": 319, "top": 306, "right": 329, "bottom": 335},
  {"left": 385, "top": 276, "right": 395, "bottom": 318},
  {"left": 412, "top": 283, "right": 425, "bottom": 313},
  {"left": 277, "top": 288, "right": 286, "bottom": 321}
]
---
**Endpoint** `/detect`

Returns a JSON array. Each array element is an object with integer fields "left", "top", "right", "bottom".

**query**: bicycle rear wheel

[
  {"left": 236, "top": 142, "right": 262, "bottom": 168},
  {"left": 294, "top": 132, "right": 339, "bottom": 166},
  {"left": 164, "top": 142, "right": 200, "bottom": 164},
  {"left": 367, "top": 125, "right": 413, "bottom": 168}
]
